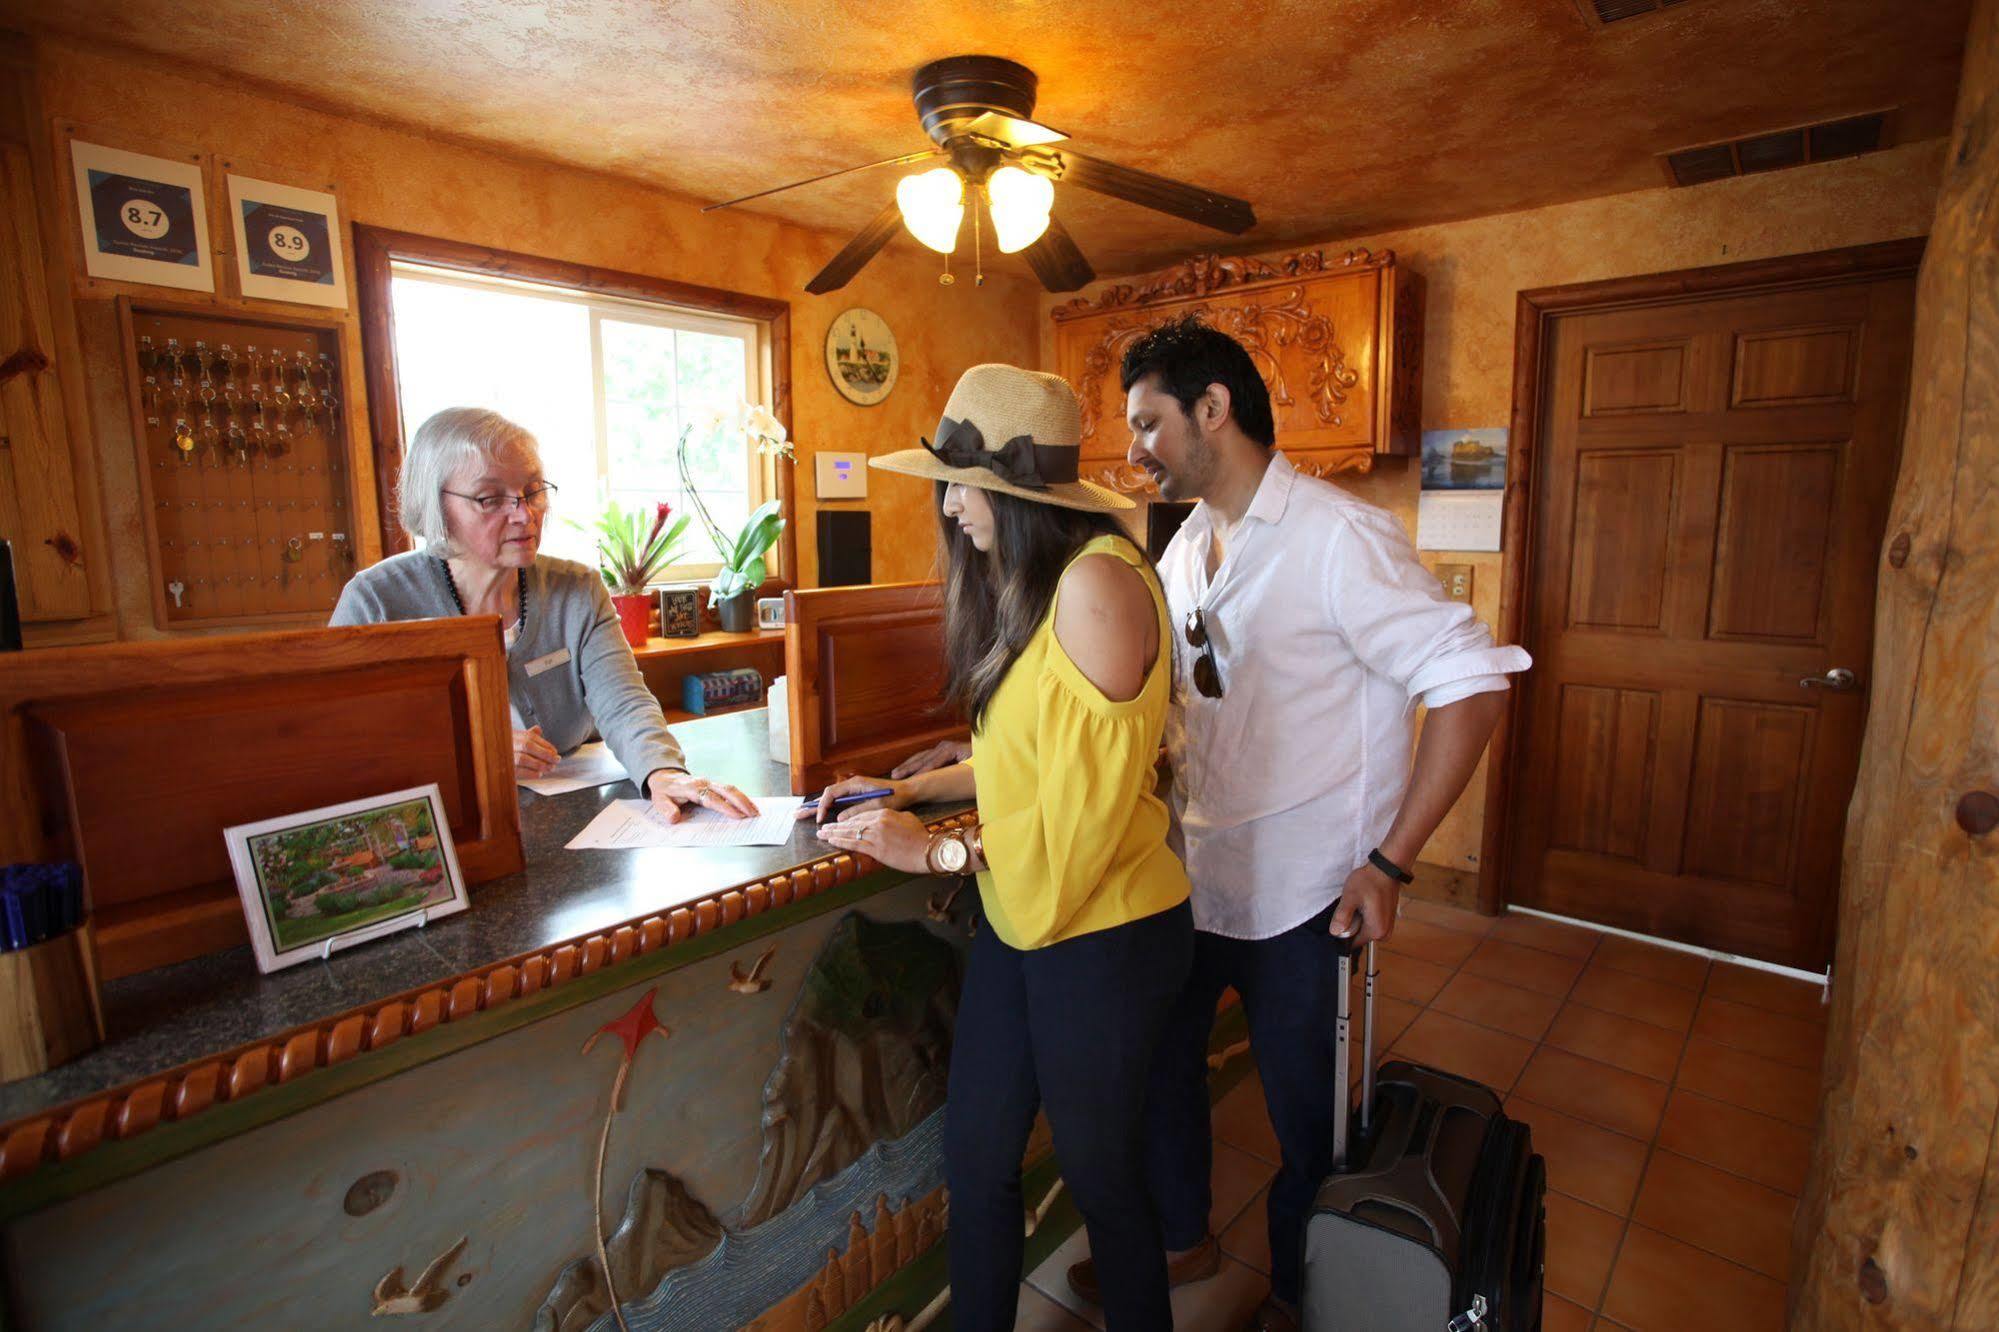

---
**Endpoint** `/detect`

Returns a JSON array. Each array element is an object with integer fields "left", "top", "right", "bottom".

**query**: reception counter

[{"left": 0, "top": 707, "right": 981, "bottom": 1331}]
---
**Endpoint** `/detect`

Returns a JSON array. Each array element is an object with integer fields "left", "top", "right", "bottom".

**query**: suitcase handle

[{"left": 1331, "top": 938, "right": 1380, "bottom": 1170}]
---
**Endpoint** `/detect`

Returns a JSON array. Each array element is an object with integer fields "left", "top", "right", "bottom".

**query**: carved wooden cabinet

[{"left": 1050, "top": 248, "right": 1424, "bottom": 491}]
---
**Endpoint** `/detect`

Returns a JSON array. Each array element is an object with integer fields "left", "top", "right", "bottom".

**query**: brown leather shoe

[
  {"left": 1064, "top": 1232, "right": 1220, "bottom": 1305},
  {"left": 1245, "top": 1295, "right": 1300, "bottom": 1332}
]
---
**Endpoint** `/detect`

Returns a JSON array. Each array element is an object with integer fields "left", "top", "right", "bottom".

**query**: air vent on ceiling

[
  {"left": 1661, "top": 111, "right": 1893, "bottom": 188},
  {"left": 1572, "top": 0, "right": 1693, "bottom": 28}
]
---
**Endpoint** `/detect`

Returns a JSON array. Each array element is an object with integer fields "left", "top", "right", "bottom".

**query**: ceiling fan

[{"left": 702, "top": 55, "right": 1257, "bottom": 294}]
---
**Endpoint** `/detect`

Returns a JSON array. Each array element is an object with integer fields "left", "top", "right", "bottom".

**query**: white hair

[{"left": 397, "top": 408, "right": 541, "bottom": 553}]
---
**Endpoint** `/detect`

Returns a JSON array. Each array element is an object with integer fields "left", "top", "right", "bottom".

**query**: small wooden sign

[{"left": 658, "top": 586, "right": 701, "bottom": 638}]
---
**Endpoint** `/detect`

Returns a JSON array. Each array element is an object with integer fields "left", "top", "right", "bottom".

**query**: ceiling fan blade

[
  {"left": 961, "top": 110, "right": 1068, "bottom": 148},
  {"left": 1020, "top": 215, "right": 1095, "bottom": 292},
  {"left": 1019, "top": 149, "right": 1255, "bottom": 234},
  {"left": 805, "top": 202, "right": 904, "bottom": 294},
  {"left": 704, "top": 150, "right": 939, "bottom": 213}
]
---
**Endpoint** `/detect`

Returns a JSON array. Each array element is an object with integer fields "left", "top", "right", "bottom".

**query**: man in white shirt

[{"left": 1066, "top": 317, "right": 1530, "bottom": 1331}]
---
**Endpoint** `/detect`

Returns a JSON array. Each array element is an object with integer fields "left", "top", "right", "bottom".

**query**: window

[{"left": 382, "top": 260, "right": 778, "bottom": 578}]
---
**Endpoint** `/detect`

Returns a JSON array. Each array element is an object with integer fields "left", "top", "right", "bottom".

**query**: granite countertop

[{"left": 0, "top": 708, "right": 966, "bottom": 1124}]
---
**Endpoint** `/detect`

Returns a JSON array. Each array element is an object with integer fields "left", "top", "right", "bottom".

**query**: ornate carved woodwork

[{"left": 1051, "top": 248, "right": 1424, "bottom": 491}]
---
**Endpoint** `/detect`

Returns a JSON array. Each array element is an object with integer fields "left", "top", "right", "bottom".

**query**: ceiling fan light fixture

[
  {"left": 896, "top": 167, "right": 965, "bottom": 253},
  {"left": 987, "top": 165, "right": 1054, "bottom": 253}
]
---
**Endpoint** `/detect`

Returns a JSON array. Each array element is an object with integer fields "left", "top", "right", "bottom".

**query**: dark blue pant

[
  {"left": 945, "top": 900, "right": 1194, "bottom": 1332},
  {"left": 1144, "top": 900, "right": 1346, "bottom": 1307}
]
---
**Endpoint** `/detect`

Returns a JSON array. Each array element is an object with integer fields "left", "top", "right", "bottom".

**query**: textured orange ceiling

[{"left": 3, "top": 0, "right": 1968, "bottom": 277}]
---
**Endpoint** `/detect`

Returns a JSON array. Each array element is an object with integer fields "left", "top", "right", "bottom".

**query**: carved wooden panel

[
  {"left": 1681, "top": 697, "right": 1815, "bottom": 889},
  {"left": 1551, "top": 684, "right": 1658, "bottom": 861},
  {"left": 1049, "top": 249, "right": 1422, "bottom": 491},
  {"left": 1582, "top": 339, "right": 1690, "bottom": 416},
  {"left": 1730, "top": 324, "right": 1860, "bottom": 407},
  {"left": 1567, "top": 449, "right": 1677, "bottom": 631},
  {"left": 1708, "top": 442, "right": 1841, "bottom": 642}
]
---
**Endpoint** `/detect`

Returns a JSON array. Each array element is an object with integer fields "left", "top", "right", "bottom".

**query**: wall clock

[{"left": 824, "top": 307, "right": 899, "bottom": 407}]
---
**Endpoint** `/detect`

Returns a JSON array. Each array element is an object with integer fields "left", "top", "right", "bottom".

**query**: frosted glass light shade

[
  {"left": 896, "top": 169, "right": 965, "bottom": 253},
  {"left": 987, "top": 166, "right": 1054, "bottom": 253}
]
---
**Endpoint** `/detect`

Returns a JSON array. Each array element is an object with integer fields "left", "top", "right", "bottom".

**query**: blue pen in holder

[{"left": 0, "top": 864, "right": 103, "bottom": 1084}]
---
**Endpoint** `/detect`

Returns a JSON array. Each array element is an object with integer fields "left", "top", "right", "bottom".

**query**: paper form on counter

[
  {"left": 564, "top": 796, "right": 807, "bottom": 850},
  {"left": 518, "top": 742, "right": 630, "bottom": 796}
]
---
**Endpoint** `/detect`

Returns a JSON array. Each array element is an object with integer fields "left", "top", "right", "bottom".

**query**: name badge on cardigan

[{"left": 525, "top": 648, "right": 572, "bottom": 677}]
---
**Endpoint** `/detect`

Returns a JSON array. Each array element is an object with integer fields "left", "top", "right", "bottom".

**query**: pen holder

[{"left": 0, "top": 921, "right": 105, "bottom": 1084}]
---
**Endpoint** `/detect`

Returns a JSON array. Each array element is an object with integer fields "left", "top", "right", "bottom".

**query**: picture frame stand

[{"left": 320, "top": 906, "right": 429, "bottom": 962}]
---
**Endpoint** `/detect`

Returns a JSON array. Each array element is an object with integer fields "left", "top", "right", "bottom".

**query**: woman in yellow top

[{"left": 809, "top": 364, "right": 1193, "bottom": 1331}]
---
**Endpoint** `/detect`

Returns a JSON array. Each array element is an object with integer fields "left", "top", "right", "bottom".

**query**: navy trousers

[
  {"left": 1143, "top": 899, "right": 1347, "bottom": 1308},
  {"left": 945, "top": 900, "right": 1194, "bottom": 1332}
]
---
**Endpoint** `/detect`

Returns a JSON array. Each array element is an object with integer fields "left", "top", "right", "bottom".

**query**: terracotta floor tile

[
  {"left": 1691, "top": 995, "right": 1827, "bottom": 1071},
  {"left": 1372, "top": 995, "right": 1422, "bottom": 1050},
  {"left": 1378, "top": 953, "right": 1456, "bottom": 1006},
  {"left": 1705, "top": 962, "right": 1828, "bottom": 1023},
  {"left": 1601, "top": 1224, "right": 1787, "bottom": 1332},
  {"left": 1506, "top": 1095, "right": 1650, "bottom": 1216},
  {"left": 1213, "top": 1073, "right": 1281, "bottom": 1165},
  {"left": 1388, "top": 1008, "right": 1537, "bottom": 1094},
  {"left": 1210, "top": 1140, "right": 1278, "bottom": 1236},
  {"left": 1592, "top": 934, "right": 1711, "bottom": 991},
  {"left": 1570, "top": 962, "right": 1700, "bottom": 1032},
  {"left": 1400, "top": 897, "right": 1497, "bottom": 935},
  {"left": 1675, "top": 1039, "right": 1819, "bottom": 1128},
  {"left": 1656, "top": 1089, "right": 1811, "bottom": 1195},
  {"left": 1545, "top": 1294, "right": 1595, "bottom": 1332},
  {"left": 1633, "top": 1150, "right": 1796, "bottom": 1281},
  {"left": 1490, "top": 911, "right": 1603, "bottom": 960},
  {"left": 1464, "top": 938, "right": 1588, "bottom": 997},
  {"left": 1380, "top": 915, "right": 1484, "bottom": 969},
  {"left": 1433, "top": 971, "right": 1565, "bottom": 1041},
  {"left": 1015, "top": 1283, "right": 1098, "bottom": 1330},
  {"left": 1544, "top": 1191, "right": 1625, "bottom": 1309},
  {"left": 1218, "top": 1183, "right": 1271, "bottom": 1274},
  {"left": 1166, "top": 1256, "right": 1270, "bottom": 1330},
  {"left": 1514, "top": 1047, "right": 1669, "bottom": 1140},
  {"left": 1545, "top": 1002, "right": 1687, "bottom": 1082}
]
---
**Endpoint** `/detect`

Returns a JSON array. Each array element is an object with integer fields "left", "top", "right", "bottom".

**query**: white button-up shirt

[{"left": 1159, "top": 452, "right": 1532, "bottom": 939}]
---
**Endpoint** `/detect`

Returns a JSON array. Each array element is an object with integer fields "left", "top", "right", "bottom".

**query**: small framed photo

[
  {"left": 69, "top": 139, "right": 215, "bottom": 292},
  {"left": 658, "top": 586, "right": 701, "bottom": 638},
  {"left": 226, "top": 174, "right": 349, "bottom": 309},
  {"left": 225, "top": 785, "right": 468, "bottom": 973}
]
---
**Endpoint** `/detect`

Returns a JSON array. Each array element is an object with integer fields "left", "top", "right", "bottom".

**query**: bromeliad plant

[
  {"left": 579, "top": 498, "right": 691, "bottom": 596},
  {"left": 678, "top": 404, "right": 796, "bottom": 606}
]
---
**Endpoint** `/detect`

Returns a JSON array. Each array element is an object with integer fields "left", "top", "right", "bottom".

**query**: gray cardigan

[{"left": 330, "top": 552, "right": 686, "bottom": 791}]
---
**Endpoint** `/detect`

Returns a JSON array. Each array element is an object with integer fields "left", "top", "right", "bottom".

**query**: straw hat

[{"left": 870, "top": 364, "right": 1133, "bottom": 513}]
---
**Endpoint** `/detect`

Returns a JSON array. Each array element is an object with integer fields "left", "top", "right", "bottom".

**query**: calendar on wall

[{"left": 1416, "top": 427, "right": 1507, "bottom": 552}]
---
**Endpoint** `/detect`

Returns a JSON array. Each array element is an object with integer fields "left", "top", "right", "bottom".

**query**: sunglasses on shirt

[{"left": 1185, "top": 607, "right": 1224, "bottom": 699}]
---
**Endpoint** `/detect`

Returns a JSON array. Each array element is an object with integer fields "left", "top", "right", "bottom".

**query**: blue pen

[{"left": 804, "top": 787, "right": 897, "bottom": 819}]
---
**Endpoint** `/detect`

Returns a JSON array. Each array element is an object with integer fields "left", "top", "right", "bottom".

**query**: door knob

[{"left": 1800, "top": 667, "right": 1859, "bottom": 691}]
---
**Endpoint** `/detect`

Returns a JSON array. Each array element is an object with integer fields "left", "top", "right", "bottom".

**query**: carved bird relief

[
  {"left": 728, "top": 943, "right": 778, "bottom": 993},
  {"left": 371, "top": 1235, "right": 468, "bottom": 1316}
]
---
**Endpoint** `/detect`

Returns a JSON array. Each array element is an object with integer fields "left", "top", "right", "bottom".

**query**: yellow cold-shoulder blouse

[{"left": 971, "top": 534, "right": 1191, "bottom": 950}]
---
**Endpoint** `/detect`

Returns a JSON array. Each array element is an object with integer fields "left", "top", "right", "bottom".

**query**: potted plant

[
  {"left": 577, "top": 498, "right": 690, "bottom": 647},
  {"left": 677, "top": 404, "right": 795, "bottom": 633}
]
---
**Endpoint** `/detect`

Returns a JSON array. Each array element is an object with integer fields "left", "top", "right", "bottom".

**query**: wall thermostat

[
  {"left": 815, "top": 452, "right": 868, "bottom": 500},
  {"left": 755, "top": 596, "right": 787, "bottom": 629}
]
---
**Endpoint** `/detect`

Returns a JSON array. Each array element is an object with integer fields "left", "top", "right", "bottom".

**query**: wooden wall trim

[
  {"left": 1476, "top": 235, "right": 1929, "bottom": 916},
  {"left": 0, "top": 814, "right": 972, "bottom": 1203},
  {"left": 349, "top": 224, "right": 796, "bottom": 585}
]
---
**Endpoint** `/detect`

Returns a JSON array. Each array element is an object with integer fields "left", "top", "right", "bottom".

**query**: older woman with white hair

[{"left": 331, "top": 407, "right": 756, "bottom": 823}]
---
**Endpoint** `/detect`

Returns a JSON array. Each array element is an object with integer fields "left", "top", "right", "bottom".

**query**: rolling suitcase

[{"left": 1302, "top": 942, "right": 1547, "bottom": 1331}]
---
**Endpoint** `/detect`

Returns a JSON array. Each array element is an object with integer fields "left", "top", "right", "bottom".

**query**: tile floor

[{"left": 1011, "top": 899, "right": 1827, "bottom": 1331}]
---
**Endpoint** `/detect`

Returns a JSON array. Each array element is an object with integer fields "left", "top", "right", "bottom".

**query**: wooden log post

[{"left": 1792, "top": 2, "right": 1999, "bottom": 1325}]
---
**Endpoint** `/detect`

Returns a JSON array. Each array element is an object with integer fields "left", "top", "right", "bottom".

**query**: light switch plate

[
  {"left": 1436, "top": 562, "right": 1473, "bottom": 604},
  {"left": 815, "top": 452, "right": 868, "bottom": 500}
]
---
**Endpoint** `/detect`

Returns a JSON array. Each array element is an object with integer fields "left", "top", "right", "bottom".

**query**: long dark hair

[{"left": 936, "top": 481, "right": 1143, "bottom": 729}]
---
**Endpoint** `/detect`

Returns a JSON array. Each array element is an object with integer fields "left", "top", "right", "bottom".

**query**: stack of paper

[{"left": 564, "top": 797, "right": 806, "bottom": 850}]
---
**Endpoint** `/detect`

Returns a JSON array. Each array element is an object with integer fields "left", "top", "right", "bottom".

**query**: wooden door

[{"left": 1511, "top": 275, "right": 1915, "bottom": 968}]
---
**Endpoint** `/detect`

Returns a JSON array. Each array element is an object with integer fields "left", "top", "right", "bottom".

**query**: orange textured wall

[
  {"left": 1040, "top": 138, "right": 1948, "bottom": 872},
  {"left": 32, "top": 37, "right": 1040, "bottom": 638}
]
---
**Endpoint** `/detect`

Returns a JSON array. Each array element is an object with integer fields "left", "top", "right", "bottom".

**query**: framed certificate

[
  {"left": 69, "top": 139, "right": 215, "bottom": 292},
  {"left": 227, "top": 174, "right": 350, "bottom": 309}
]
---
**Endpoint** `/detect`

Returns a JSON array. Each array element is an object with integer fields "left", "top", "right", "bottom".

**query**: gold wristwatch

[{"left": 927, "top": 829, "right": 971, "bottom": 875}]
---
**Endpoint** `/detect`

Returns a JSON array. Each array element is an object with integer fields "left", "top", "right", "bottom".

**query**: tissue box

[{"left": 682, "top": 667, "right": 764, "bottom": 716}]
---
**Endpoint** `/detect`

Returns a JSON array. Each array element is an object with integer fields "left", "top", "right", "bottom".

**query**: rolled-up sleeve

[
  {"left": 573, "top": 577, "right": 687, "bottom": 792},
  {"left": 1324, "top": 510, "right": 1530, "bottom": 708}
]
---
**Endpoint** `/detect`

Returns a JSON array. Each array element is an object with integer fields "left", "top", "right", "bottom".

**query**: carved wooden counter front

[{"left": 1051, "top": 247, "right": 1424, "bottom": 491}]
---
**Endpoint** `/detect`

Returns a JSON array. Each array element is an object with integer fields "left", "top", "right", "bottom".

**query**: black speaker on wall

[{"left": 817, "top": 510, "right": 872, "bottom": 587}]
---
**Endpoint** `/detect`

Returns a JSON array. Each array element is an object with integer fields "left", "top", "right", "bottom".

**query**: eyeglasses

[
  {"left": 1185, "top": 607, "right": 1223, "bottom": 699},
  {"left": 442, "top": 483, "right": 558, "bottom": 516}
]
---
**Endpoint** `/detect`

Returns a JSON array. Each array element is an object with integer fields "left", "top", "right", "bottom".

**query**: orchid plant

[
  {"left": 575, "top": 498, "right": 691, "bottom": 596},
  {"left": 678, "top": 403, "right": 796, "bottom": 605}
]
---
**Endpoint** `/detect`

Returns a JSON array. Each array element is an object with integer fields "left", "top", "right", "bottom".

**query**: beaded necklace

[{"left": 438, "top": 559, "right": 527, "bottom": 640}]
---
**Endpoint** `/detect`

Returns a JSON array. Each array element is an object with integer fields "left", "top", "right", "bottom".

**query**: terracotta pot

[
  {"left": 611, "top": 593, "right": 652, "bottom": 648},
  {"left": 715, "top": 590, "right": 756, "bottom": 634}
]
